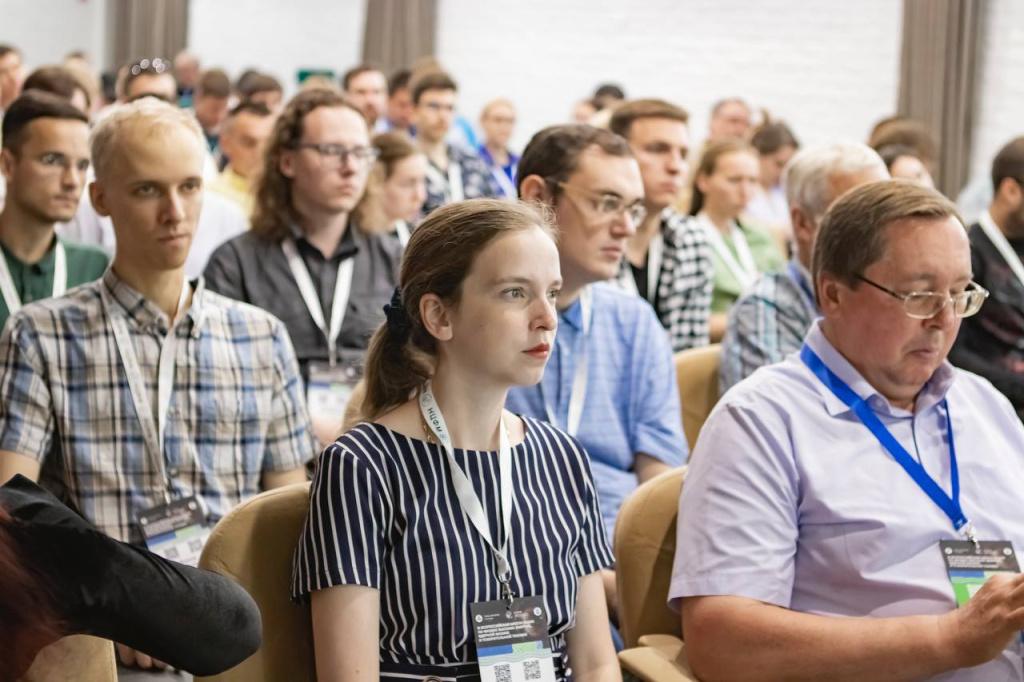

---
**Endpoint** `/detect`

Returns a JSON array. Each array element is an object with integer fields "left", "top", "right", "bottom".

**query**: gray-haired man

[{"left": 719, "top": 142, "right": 888, "bottom": 391}]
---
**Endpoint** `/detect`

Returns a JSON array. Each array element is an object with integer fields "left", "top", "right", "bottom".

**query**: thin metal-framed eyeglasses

[
  {"left": 289, "top": 143, "right": 379, "bottom": 169},
  {"left": 555, "top": 182, "right": 647, "bottom": 225},
  {"left": 855, "top": 274, "right": 989, "bottom": 319}
]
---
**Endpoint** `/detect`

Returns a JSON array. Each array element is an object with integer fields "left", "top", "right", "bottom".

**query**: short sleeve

[
  {"left": 263, "top": 321, "right": 317, "bottom": 472},
  {"left": 570, "top": 437, "right": 615, "bottom": 576},
  {"left": 0, "top": 317, "right": 56, "bottom": 461},
  {"left": 630, "top": 305, "right": 688, "bottom": 466},
  {"left": 668, "top": 396, "right": 800, "bottom": 612},
  {"left": 292, "top": 429, "right": 391, "bottom": 602}
]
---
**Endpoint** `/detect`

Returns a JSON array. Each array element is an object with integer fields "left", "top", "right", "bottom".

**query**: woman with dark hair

[
  {"left": 0, "top": 475, "right": 262, "bottom": 680},
  {"left": 293, "top": 199, "right": 620, "bottom": 681},
  {"left": 747, "top": 118, "right": 800, "bottom": 234},
  {"left": 690, "top": 140, "right": 785, "bottom": 340}
]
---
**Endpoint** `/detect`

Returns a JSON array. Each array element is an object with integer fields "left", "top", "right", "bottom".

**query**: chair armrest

[{"left": 619, "top": 635, "right": 699, "bottom": 682}]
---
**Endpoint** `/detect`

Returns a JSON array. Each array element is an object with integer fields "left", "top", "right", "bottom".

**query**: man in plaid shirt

[
  {"left": 609, "top": 99, "right": 712, "bottom": 352},
  {"left": 0, "top": 99, "right": 315, "bottom": 554}
]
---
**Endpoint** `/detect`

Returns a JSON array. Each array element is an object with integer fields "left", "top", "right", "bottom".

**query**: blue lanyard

[
  {"left": 800, "top": 344, "right": 976, "bottom": 543},
  {"left": 787, "top": 262, "right": 816, "bottom": 312}
]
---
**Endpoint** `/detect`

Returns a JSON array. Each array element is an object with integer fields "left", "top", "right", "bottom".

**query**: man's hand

[
  {"left": 116, "top": 643, "right": 167, "bottom": 671},
  {"left": 939, "top": 573, "right": 1024, "bottom": 669}
]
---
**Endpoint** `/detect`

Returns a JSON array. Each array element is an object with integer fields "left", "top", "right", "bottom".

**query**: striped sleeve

[
  {"left": 292, "top": 431, "right": 390, "bottom": 602},
  {"left": 566, "top": 434, "right": 615, "bottom": 576}
]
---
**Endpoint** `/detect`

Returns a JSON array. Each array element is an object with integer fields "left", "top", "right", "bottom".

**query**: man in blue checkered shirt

[{"left": 0, "top": 99, "right": 316, "bottom": 553}]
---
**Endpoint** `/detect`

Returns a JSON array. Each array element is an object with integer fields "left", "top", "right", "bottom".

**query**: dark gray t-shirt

[{"left": 203, "top": 223, "right": 402, "bottom": 379}]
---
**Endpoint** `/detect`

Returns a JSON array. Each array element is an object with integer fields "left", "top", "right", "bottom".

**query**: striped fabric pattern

[
  {"left": 0, "top": 269, "right": 317, "bottom": 544},
  {"left": 292, "top": 417, "right": 613, "bottom": 681}
]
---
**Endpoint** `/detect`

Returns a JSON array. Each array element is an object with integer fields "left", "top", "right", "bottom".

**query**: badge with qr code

[
  {"left": 471, "top": 596, "right": 556, "bottom": 682},
  {"left": 138, "top": 495, "right": 212, "bottom": 568}
]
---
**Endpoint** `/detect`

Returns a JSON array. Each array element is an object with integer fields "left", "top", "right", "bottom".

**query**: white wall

[
  {"left": 436, "top": 0, "right": 904, "bottom": 152},
  {"left": 187, "top": 0, "right": 365, "bottom": 96},
  {"left": 0, "top": 0, "right": 109, "bottom": 69},
  {"left": 969, "top": 0, "right": 1024, "bottom": 178}
]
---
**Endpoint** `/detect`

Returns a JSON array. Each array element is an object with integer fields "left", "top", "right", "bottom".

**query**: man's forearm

[{"left": 684, "top": 597, "right": 960, "bottom": 682}]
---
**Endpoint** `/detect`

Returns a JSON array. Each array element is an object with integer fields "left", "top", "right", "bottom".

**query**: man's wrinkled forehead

[{"left": 567, "top": 146, "right": 643, "bottom": 200}]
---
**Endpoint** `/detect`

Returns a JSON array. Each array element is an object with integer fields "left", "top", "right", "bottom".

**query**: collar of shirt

[
  {"left": 558, "top": 294, "right": 585, "bottom": 331},
  {"left": 803, "top": 319, "right": 955, "bottom": 418},
  {"left": 287, "top": 220, "right": 360, "bottom": 262},
  {"left": 1, "top": 234, "right": 59, "bottom": 279},
  {"left": 101, "top": 268, "right": 206, "bottom": 337},
  {"left": 220, "top": 166, "right": 250, "bottom": 194}
]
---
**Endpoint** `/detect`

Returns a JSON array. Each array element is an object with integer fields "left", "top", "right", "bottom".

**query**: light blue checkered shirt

[{"left": 506, "top": 282, "right": 687, "bottom": 539}]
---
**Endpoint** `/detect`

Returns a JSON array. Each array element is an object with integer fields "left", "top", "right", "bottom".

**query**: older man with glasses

[
  {"left": 204, "top": 89, "right": 402, "bottom": 446},
  {"left": 669, "top": 180, "right": 1024, "bottom": 682}
]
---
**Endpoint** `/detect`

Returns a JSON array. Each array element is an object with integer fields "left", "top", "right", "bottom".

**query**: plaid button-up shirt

[{"left": 0, "top": 269, "right": 317, "bottom": 543}]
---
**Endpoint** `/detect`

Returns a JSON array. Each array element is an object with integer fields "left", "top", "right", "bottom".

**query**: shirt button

[{"left": 168, "top": 467, "right": 180, "bottom": 477}]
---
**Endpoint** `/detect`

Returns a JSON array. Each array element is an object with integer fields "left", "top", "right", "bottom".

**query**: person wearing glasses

[
  {"left": 609, "top": 99, "right": 713, "bottom": 352},
  {"left": 204, "top": 89, "right": 402, "bottom": 445},
  {"left": 507, "top": 124, "right": 686, "bottom": 630},
  {"left": 0, "top": 92, "right": 108, "bottom": 331},
  {"left": 690, "top": 139, "right": 785, "bottom": 341},
  {"left": 719, "top": 142, "right": 889, "bottom": 392},
  {"left": 669, "top": 180, "right": 1024, "bottom": 682},
  {"left": 412, "top": 71, "right": 500, "bottom": 215}
]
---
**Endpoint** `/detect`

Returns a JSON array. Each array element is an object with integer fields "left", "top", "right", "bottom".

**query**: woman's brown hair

[
  {"left": 353, "top": 131, "right": 424, "bottom": 234},
  {"left": 362, "top": 198, "right": 555, "bottom": 419},
  {"left": 250, "top": 89, "right": 362, "bottom": 242},
  {"left": 688, "top": 139, "right": 758, "bottom": 216}
]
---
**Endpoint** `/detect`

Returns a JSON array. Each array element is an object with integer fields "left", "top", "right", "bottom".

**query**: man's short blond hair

[{"left": 90, "top": 97, "right": 205, "bottom": 180}]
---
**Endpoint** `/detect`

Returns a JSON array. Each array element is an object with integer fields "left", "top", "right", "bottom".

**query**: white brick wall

[
  {"left": 969, "top": 0, "right": 1024, "bottom": 178},
  {"left": 188, "top": 0, "right": 365, "bottom": 97},
  {"left": 436, "top": 0, "right": 904, "bottom": 152}
]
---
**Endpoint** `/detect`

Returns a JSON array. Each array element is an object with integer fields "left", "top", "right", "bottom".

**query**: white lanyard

[
  {"left": 420, "top": 381, "right": 515, "bottom": 602},
  {"left": 0, "top": 241, "right": 67, "bottom": 314},
  {"left": 979, "top": 211, "right": 1024, "bottom": 290},
  {"left": 700, "top": 213, "right": 758, "bottom": 289},
  {"left": 394, "top": 220, "right": 411, "bottom": 248},
  {"left": 101, "top": 279, "right": 191, "bottom": 502},
  {"left": 426, "top": 160, "right": 465, "bottom": 203},
  {"left": 282, "top": 238, "right": 354, "bottom": 367},
  {"left": 489, "top": 164, "right": 518, "bottom": 199},
  {"left": 620, "top": 232, "right": 664, "bottom": 304},
  {"left": 540, "top": 286, "right": 592, "bottom": 437}
]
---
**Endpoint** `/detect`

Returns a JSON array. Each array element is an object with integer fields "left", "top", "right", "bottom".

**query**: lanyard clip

[
  {"left": 500, "top": 577, "right": 514, "bottom": 610},
  {"left": 962, "top": 522, "right": 981, "bottom": 552}
]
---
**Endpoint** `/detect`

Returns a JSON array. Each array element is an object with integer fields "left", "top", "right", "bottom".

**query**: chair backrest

[
  {"left": 197, "top": 483, "right": 315, "bottom": 682},
  {"left": 614, "top": 467, "right": 686, "bottom": 649},
  {"left": 674, "top": 344, "right": 722, "bottom": 452},
  {"left": 20, "top": 635, "right": 117, "bottom": 682}
]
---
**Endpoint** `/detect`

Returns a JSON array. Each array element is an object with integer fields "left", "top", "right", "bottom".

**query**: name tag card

[
  {"left": 940, "top": 540, "right": 1020, "bottom": 606},
  {"left": 138, "top": 495, "right": 211, "bottom": 567},
  {"left": 471, "top": 596, "right": 556, "bottom": 682},
  {"left": 306, "top": 353, "right": 364, "bottom": 429}
]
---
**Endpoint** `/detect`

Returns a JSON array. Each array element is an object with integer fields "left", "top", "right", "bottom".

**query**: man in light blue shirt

[
  {"left": 672, "top": 179, "right": 1024, "bottom": 681},
  {"left": 508, "top": 124, "right": 687, "bottom": 620}
]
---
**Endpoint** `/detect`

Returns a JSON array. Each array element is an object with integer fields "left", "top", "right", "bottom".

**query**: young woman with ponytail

[{"left": 292, "top": 198, "right": 620, "bottom": 681}]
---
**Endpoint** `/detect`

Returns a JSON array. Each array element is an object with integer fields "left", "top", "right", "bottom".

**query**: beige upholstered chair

[
  {"left": 614, "top": 467, "right": 698, "bottom": 681},
  {"left": 196, "top": 483, "right": 315, "bottom": 682},
  {"left": 19, "top": 635, "right": 117, "bottom": 682},
  {"left": 674, "top": 344, "right": 722, "bottom": 453}
]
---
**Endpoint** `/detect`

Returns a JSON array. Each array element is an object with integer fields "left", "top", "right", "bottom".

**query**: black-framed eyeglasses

[
  {"left": 555, "top": 182, "right": 647, "bottom": 225},
  {"left": 289, "top": 143, "right": 379, "bottom": 169},
  {"left": 856, "top": 274, "right": 989, "bottom": 319},
  {"left": 129, "top": 58, "right": 170, "bottom": 76}
]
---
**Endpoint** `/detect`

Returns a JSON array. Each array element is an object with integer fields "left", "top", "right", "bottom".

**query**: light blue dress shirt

[
  {"left": 507, "top": 282, "right": 688, "bottom": 541},
  {"left": 671, "top": 320, "right": 1024, "bottom": 681}
]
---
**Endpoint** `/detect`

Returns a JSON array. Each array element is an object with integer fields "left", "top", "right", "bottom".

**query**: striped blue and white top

[{"left": 292, "top": 416, "right": 613, "bottom": 681}]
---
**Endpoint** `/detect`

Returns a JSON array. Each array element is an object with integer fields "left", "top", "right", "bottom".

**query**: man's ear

[
  {"left": 279, "top": 149, "right": 296, "bottom": 179},
  {"left": 89, "top": 181, "right": 111, "bottom": 218},
  {"left": 420, "top": 293, "right": 454, "bottom": 343},
  {"left": 518, "top": 174, "right": 551, "bottom": 204},
  {"left": 0, "top": 148, "right": 15, "bottom": 184}
]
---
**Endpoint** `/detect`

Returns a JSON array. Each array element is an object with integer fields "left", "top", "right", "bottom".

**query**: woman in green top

[{"left": 690, "top": 139, "right": 784, "bottom": 341}]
